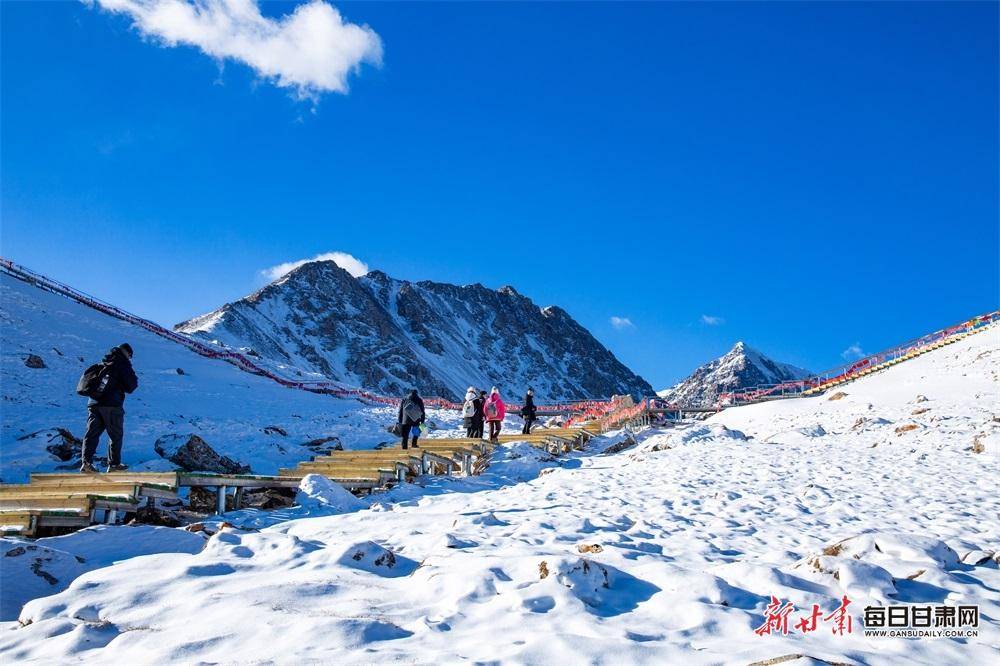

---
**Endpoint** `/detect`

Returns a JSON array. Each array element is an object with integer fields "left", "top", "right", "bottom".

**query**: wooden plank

[
  {"left": 409, "top": 447, "right": 477, "bottom": 461},
  {"left": 1, "top": 481, "right": 175, "bottom": 501},
  {"left": 276, "top": 472, "right": 378, "bottom": 490},
  {"left": 0, "top": 497, "right": 94, "bottom": 512},
  {"left": 290, "top": 465, "right": 392, "bottom": 480},
  {"left": 177, "top": 474, "right": 301, "bottom": 489},
  {"left": 0, "top": 512, "right": 34, "bottom": 536},
  {"left": 316, "top": 453, "right": 422, "bottom": 464},
  {"left": 421, "top": 451, "right": 459, "bottom": 467},
  {"left": 0, "top": 484, "right": 140, "bottom": 497},
  {"left": 35, "top": 514, "right": 92, "bottom": 528},
  {"left": 31, "top": 472, "right": 179, "bottom": 488}
]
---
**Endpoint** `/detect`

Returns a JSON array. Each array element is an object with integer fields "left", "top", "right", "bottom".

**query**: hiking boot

[
  {"left": 80, "top": 462, "right": 97, "bottom": 473},
  {"left": 411, "top": 443, "right": 419, "bottom": 449},
  {"left": 106, "top": 463, "right": 129, "bottom": 473}
]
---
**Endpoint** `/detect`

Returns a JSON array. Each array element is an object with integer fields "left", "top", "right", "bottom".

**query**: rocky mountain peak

[
  {"left": 176, "top": 268, "right": 653, "bottom": 401},
  {"left": 658, "top": 343, "right": 811, "bottom": 407}
]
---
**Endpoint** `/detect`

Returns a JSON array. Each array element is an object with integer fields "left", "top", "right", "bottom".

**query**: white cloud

[
  {"left": 261, "top": 251, "right": 369, "bottom": 281},
  {"left": 700, "top": 314, "right": 725, "bottom": 326},
  {"left": 610, "top": 316, "right": 635, "bottom": 330},
  {"left": 90, "top": 0, "right": 383, "bottom": 100},
  {"left": 841, "top": 342, "right": 866, "bottom": 360}
]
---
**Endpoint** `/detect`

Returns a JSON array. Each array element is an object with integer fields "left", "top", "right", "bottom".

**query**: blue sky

[{"left": 2, "top": 1, "right": 997, "bottom": 389}]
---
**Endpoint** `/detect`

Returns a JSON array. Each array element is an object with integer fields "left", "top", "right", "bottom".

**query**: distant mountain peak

[
  {"left": 176, "top": 268, "right": 653, "bottom": 401},
  {"left": 658, "top": 344, "right": 810, "bottom": 406}
]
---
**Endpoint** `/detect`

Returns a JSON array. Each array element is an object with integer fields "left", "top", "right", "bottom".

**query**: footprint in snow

[
  {"left": 185, "top": 564, "right": 237, "bottom": 577},
  {"left": 522, "top": 595, "right": 556, "bottom": 613}
]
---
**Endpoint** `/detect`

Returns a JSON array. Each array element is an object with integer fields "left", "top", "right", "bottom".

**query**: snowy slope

[
  {"left": 0, "top": 273, "right": 467, "bottom": 483},
  {"left": 1, "top": 323, "right": 996, "bottom": 664},
  {"left": 658, "top": 341, "right": 811, "bottom": 406},
  {"left": 176, "top": 260, "right": 654, "bottom": 401}
]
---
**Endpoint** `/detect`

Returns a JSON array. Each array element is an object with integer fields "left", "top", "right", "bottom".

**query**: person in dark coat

[
  {"left": 472, "top": 390, "right": 487, "bottom": 439},
  {"left": 520, "top": 388, "right": 538, "bottom": 434},
  {"left": 81, "top": 344, "right": 138, "bottom": 473},
  {"left": 397, "top": 389, "right": 426, "bottom": 449}
]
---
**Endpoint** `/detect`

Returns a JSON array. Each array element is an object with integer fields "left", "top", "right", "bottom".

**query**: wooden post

[
  {"left": 421, "top": 453, "right": 429, "bottom": 475},
  {"left": 396, "top": 467, "right": 406, "bottom": 483},
  {"left": 233, "top": 487, "right": 244, "bottom": 510}
]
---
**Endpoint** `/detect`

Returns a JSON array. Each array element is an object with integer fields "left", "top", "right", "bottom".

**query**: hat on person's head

[
  {"left": 527, "top": 387, "right": 534, "bottom": 394},
  {"left": 118, "top": 343, "right": 133, "bottom": 358},
  {"left": 479, "top": 390, "right": 487, "bottom": 396},
  {"left": 467, "top": 386, "right": 476, "bottom": 392},
  {"left": 491, "top": 386, "right": 499, "bottom": 395}
]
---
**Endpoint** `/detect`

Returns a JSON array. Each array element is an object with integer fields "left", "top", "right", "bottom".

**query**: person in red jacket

[{"left": 483, "top": 387, "right": 506, "bottom": 443}]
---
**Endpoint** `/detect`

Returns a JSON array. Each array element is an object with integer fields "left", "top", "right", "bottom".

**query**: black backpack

[
  {"left": 76, "top": 363, "right": 109, "bottom": 399},
  {"left": 402, "top": 399, "right": 423, "bottom": 423}
]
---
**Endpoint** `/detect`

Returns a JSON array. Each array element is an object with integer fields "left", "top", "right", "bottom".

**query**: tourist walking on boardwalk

[
  {"left": 520, "top": 387, "right": 538, "bottom": 434},
  {"left": 462, "top": 386, "right": 478, "bottom": 437},
  {"left": 397, "top": 389, "right": 425, "bottom": 449},
  {"left": 78, "top": 343, "right": 138, "bottom": 473},
  {"left": 473, "top": 390, "right": 487, "bottom": 438},
  {"left": 484, "top": 387, "right": 506, "bottom": 443}
]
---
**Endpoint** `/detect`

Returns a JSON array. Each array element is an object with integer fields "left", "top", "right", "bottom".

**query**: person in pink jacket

[{"left": 483, "top": 386, "right": 506, "bottom": 443}]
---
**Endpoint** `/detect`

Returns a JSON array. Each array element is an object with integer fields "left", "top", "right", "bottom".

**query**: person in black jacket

[
  {"left": 81, "top": 344, "right": 138, "bottom": 473},
  {"left": 472, "top": 390, "right": 486, "bottom": 439},
  {"left": 520, "top": 387, "right": 538, "bottom": 434},
  {"left": 397, "top": 389, "right": 425, "bottom": 449}
]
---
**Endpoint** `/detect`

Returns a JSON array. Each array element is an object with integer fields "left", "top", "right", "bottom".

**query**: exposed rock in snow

[
  {"left": 17, "top": 428, "right": 80, "bottom": 463},
  {"left": 175, "top": 260, "right": 653, "bottom": 401},
  {"left": 237, "top": 487, "right": 295, "bottom": 511},
  {"left": 153, "top": 434, "right": 251, "bottom": 474},
  {"left": 24, "top": 354, "right": 47, "bottom": 369},
  {"left": 600, "top": 433, "right": 636, "bottom": 455},
  {"left": 658, "top": 341, "right": 810, "bottom": 407},
  {"left": 301, "top": 436, "right": 343, "bottom": 454},
  {"left": 337, "top": 540, "right": 418, "bottom": 577},
  {"left": 442, "top": 534, "right": 476, "bottom": 549}
]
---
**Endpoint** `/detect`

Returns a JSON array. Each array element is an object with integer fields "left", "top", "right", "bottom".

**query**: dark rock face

[
  {"left": 24, "top": 354, "right": 46, "bottom": 369},
  {"left": 176, "top": 261, "right": 653, "bottom": 401},
  {"left": 659, "top": 341, "right": 811, "bottom": 407},
  {"left": 302, "top": 436, "right": 343, "bottom": 455},
  {"left": 242, "top": 487, "right": 295, "bottom": 510},
  {"left": 153, "top": 434, "right": 250, "bottom": 474}
]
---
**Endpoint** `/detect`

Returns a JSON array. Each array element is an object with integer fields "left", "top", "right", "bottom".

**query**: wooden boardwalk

[{"left": 0, "top": 425, "right": 600, "bottom": 537}]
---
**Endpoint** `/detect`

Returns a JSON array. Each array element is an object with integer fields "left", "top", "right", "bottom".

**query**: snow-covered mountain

[
  {"left": 658, "top": 341, "right": 811, "bottom": 406},
  {"left": 0, "top": 272, "right": 468, "bottom": 483},
  {"left": 176, "top": 260, "right": 653, "bottom": 401}
]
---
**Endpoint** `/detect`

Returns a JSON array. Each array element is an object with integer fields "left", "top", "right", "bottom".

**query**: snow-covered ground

[
  {"left": 0, "top": 273, "right": 470, "bottom": 482},
  {"left": 1, "top": 320, "right": 996, "bottom": 663}
]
